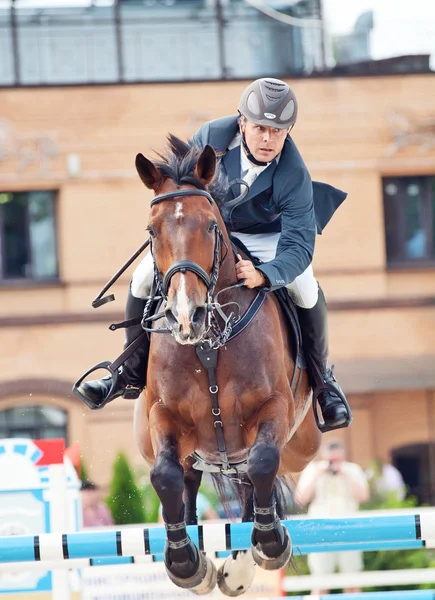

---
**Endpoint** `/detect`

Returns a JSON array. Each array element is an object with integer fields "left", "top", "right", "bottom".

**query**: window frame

[
  {"left": 382, "top": 175, "right": 435, "bottom": 270},
  {"left": 0, "top": 405, "right": 68, "bottom": 444},
  {"left": 0, "top": 189, "right": 60, "bottom": 285}
]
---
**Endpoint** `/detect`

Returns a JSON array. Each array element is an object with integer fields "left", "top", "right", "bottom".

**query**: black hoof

[
  {"left": 251, "top": 526, "right": 292, "bottom": 571},
  {"left": 165, "top": 549, "right": 217, "bottom": 594}
]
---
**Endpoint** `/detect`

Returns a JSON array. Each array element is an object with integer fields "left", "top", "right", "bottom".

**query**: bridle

[
  {"left": 149, "top": 188, "right": 225, "bottom": 302},
  {"left": 144, "top": 187, "right": 243, "bottom": 349}
]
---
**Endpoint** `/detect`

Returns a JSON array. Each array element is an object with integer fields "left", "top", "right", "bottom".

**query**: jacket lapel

[
  {"left": 222, "top": 147, "right": 241, "bottom": 199},
  {"left": 247, "top": 161, "right": 277, "bottom": 200}
]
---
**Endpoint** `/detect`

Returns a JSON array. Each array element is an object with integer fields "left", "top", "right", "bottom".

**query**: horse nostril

[
  {"left": 191, "top": 306, "right": 206, "bottom": 332},
  {"left": 165, "top": 308, "right": 179, "bottom": 331}
]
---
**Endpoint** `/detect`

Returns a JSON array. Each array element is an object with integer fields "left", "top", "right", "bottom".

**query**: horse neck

[{"left": 213, "top": 208, "right": 255, "bottom": 307}]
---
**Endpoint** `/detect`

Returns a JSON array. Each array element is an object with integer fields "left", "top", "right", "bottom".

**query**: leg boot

[
  {"left": 296, "top": 286, "right": 352, "bottom": 432},
  {"left": 76, "top": 288, "right": 149, "bottom": 410}
]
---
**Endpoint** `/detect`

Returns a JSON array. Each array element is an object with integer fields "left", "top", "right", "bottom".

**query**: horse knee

[
  {"left": 247, "top": 442, "right": 280, "bottom": 485},
  {"left": 150, "top": 450, "right": 184, "bottom": 497}
]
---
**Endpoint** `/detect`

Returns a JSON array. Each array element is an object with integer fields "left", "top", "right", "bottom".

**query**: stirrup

[
  {"left": 72, "top": 360, "right": 120, "bottom": 410},
  {"left": 312, "top": 383, "right": 353, "bottom": 433}
]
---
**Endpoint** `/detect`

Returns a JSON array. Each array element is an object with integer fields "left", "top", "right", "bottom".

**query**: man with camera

[{"left": 296, "top": 440, "right": 369, "bottom": 595}]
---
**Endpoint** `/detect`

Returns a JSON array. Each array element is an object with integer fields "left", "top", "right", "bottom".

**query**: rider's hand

[{"left": 236, "top": 255, "right": 266, "bottom": 289}]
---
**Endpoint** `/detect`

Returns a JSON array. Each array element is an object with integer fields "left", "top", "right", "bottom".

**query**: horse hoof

[
  {"left": 217, "top": 550, "right": 256, "bottom": 597},
  {"left": 251, "top": 527, "right": 292, "bottom": 571},
  {"left": 189, "top": 555, "right": 217, "bottom": 595},
  {"left": 166, "top": 551, "right": 217, "bottom": 595}
]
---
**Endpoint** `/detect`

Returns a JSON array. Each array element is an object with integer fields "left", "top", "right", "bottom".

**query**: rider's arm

[{"left": 256, "top": 166, "right": 317, "bottom": 291}]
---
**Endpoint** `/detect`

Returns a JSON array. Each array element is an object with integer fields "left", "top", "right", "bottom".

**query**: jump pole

[
  {"left": 0, "top": 513, "right": 434, "bottom": 564},
  {"left": 261, "top": 592, "right": 435, "bottom": 600},
  {"left": 0, "top": 537, "right": 429, "bottom": 571}
]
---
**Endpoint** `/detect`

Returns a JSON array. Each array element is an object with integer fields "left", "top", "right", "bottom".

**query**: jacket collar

[{"left": 222, "top": 143, "right": 278, "bottom": 201}]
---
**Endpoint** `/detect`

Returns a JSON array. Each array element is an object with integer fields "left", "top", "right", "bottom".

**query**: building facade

[{"left": 0, "top": 74, "right": 434, "bottom": 500}]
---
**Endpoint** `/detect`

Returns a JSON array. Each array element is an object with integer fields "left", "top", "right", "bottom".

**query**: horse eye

[
  {"left": 147, "top": 227, "right": 156, "bottom": 238},
  {"left": 208, "top": 221, "right": 217, "bottom": 233}
]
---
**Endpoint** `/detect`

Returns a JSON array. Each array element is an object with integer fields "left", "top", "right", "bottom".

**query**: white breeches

[
  {"left": 131, "top": 251, "right": 154, "bottom": 300},
  {"left": 131, "top": 232, "right": 319, "bottom": 309},
  {"left": 234, "top": 232, "right": 319, "bottom": 309}
]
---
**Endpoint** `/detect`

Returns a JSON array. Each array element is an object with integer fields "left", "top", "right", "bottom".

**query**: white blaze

[
  {"left": 176, "top": 274, "right": 191, "bottom": 332},
  {"left": 174, "top": 202, "right": 183, "bottom": 219}
]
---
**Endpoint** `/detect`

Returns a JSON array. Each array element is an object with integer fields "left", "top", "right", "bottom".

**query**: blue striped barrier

[
  {"left": 72, "top": 539, "right": 428, "bottom": 566},
  {"left": 289, "top": 593, "right": 435, "bottom": 600},
  {"left": 0, "top": 514, "right": 433, "bottom": 564}
]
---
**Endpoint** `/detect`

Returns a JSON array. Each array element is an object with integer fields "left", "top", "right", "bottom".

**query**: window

[
  {"left": 0, "top": 406, "right": 68, "bottom": 442},
  {"left": 0, "top": 191, "right": 58, "bottom": 281},
  {"left": 383, "top": 176, "right": 435, "bottom": 267}
]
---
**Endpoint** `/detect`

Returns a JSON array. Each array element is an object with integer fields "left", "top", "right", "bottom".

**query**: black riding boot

[
  {"left": 296, "top": 286, "right": 352, "bottom": 432},
  {"left": 76, "top": 288, "right": 149, "bottom": 410}
]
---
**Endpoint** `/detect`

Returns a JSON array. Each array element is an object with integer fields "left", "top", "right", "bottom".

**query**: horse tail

[
  {"left": 209, "top": 473, "right": 299, "bottom": 521},
  {"left": 210, "top": 473, "right": 243, "bottom": 521}
]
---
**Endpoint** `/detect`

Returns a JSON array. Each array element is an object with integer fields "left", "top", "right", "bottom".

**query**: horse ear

[
  {"left": 135, "top": 153, "right": 162, "bottom": 191},
  {"left": 195, "top": 144, "right": 216, "bottom": 186}
]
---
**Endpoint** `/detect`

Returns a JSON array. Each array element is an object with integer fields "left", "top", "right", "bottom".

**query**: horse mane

[{"left": 154, "top": 134, "right": 229, "bottom": 212}]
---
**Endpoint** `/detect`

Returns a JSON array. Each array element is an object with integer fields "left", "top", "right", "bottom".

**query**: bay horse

[{"left": 133, "top": 136, "right": 321, "bottom": 596}]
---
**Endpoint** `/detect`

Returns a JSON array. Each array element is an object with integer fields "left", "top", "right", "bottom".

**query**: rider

[{"left": 75, "top": 77, "right": 350, "bottom": 432}]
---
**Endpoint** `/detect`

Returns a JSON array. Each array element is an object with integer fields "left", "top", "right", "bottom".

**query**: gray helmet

[{"left": 238, "top": 78, "right": 298, "bottom": 130}]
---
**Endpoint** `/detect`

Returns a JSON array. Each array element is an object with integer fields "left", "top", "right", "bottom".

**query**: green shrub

[
  {"left": 106, "top": 453, "right": 146, "bottom": 525},
  {"left": 80, "top": 456, "right": 89, "bottom": 483}
]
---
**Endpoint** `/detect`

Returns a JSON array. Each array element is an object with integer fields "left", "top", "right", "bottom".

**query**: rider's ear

[
  {"left": 135, "top": 154, "right": 162, "bottom": 191},
  {"left": 195, "top": 144, "right": 216, "bottom": 187}
]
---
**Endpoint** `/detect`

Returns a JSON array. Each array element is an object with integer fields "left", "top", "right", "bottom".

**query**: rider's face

[{"left": 241, "top": 119, "right": 289, "bottom": 163}]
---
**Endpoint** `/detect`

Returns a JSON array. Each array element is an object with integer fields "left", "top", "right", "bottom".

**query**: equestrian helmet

[{"left": 238, "top": 78, "right": 298, "bottom": 130}]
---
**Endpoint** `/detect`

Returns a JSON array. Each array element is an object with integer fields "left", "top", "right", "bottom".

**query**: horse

[{"left": 133, "top": 136, "right": 322, "bottom": 596}]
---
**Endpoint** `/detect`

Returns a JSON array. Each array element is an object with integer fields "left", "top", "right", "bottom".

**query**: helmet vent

[
  {"left": 265, "top": 93, "right": 281, "bottom": 102},
  {"left": 246, "top": 91, "right": 261, "bottom": 115},
  {"left": 265, "top": 80, "right": 286, "bottom": 88},
  {"left": 280, "top": 99, "right": 295, "bottom": 121}
]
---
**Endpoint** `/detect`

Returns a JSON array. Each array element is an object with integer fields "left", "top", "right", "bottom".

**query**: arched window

[{"left": 0, "top": 406, "right": 68, "bottom": 442}]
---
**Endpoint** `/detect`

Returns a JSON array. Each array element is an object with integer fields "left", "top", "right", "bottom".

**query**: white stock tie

[{"left": 241, "top": 167, "right": 258, "bottom": 193}]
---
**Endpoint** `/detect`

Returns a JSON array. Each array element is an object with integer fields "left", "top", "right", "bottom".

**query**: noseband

[{"left": 149, "top": 188, "right": 225, "bottom": 301}]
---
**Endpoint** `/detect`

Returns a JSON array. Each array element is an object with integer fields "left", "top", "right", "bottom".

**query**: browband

[{"left": 150, "top": 188, "right": 214, "bottom": 207}]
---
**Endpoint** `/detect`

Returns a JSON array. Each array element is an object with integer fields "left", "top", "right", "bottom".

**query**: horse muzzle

[{"left": 165, "top": 304, "right": 207, "bottom": 345}]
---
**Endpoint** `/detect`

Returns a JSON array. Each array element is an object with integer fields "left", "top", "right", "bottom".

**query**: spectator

[
  {"left": 366, "top": 458, "right": 406, "bottom": 502},
  {"left": 81, "top": 480, "right": 114, "bottom": 528},
  {"left": 296, "top": 440, "right": 369, "bottom": 595}
]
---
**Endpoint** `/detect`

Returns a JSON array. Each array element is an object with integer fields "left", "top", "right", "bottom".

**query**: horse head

[{"left": 135, "top": 137, "right": 227, "bottom": 345}]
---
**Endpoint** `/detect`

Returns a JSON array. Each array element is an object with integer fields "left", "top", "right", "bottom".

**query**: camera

[{"left": 328, "top": 461, "right": 338, "bottom": 475}]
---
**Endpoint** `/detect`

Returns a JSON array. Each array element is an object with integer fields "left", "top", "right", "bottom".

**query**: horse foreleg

[
  {"left": 148, "top": 406, "right": 217, "bottom": 594},
  {"left": 247, "top": 416, "right": 292, "bottom": 571},
  {"left": 217, "top": 483, "right": 257, "bottom": 597},
  {"left": 183, "top": 460, "right": 202, "bottom": 525}
]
